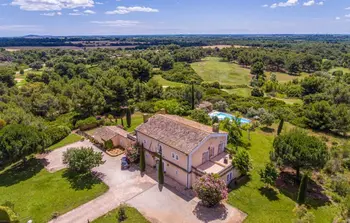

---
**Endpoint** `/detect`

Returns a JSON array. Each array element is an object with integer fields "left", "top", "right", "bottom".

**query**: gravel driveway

[{"left": 44, "top": 139, "right": 246, "bottom": 223}]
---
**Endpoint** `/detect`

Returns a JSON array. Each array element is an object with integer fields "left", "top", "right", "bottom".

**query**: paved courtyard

[{"left": 44, "top": 139, "right": 246, "bottom": 223}]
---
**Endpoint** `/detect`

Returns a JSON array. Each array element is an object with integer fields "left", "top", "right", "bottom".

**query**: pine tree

[
  {"left": 158, "top": 154, "right": 164, "bottom": 185},
  {"left": 126, "top": 108, "right": 131, "bottom": 128},
  {"left": 297, "top": 174, "right": 309, "bottom": 204},
  {"left": 140, "top": 145, "right": 146, "bottom": 172},
  {"left": 277, "top": 119, "right": 284, "bottom": 135}
]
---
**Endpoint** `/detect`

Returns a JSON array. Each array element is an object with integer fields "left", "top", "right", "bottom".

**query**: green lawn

[
  {"left": 329, "top": 67, "right": 350, "bottom": 74},
  {"left": 228, "top": 129, "right": 338, "bottom": 223},
  {"left": 93, "top": 206, "right": 149, "bottom": 223},
  {"left": 125, "top": 112, "right": 144, "bottom": 133},
  {"left": 266, "top": 72, "right": 309, "bottom": 83},
  {"left": 151, "top": 75, "right": 185, "bottom": 88},
  {"left": 0, "top": 159, "right": 108, "bottom": 223},
  {"left": 191, "top": 57, "right": 251, "bottom": 86},
  {"left": 272, "top": 97, "right": 303, "bottom": 105},
  {"left": 221, "top": 88, "right": 252, "bottom": 97},
  {"left": 46, "top": 133, "right": 83, "bottom": 151}
]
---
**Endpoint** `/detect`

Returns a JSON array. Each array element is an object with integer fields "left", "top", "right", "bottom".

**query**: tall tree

[
  {"left": 272, "top": 128, "right": 329, "bottom": 180},
  {"left": 140, "top": 145, "right": 146, "bottom": 172},
  {"left": 158, "top": 153, "right": 164, "bottom": 185},
  {"left": 126, "top": 108, "right": 132, "bottom": 128},
  {"left": 297, "top": 174, "right": 309, "bottom": 204}
]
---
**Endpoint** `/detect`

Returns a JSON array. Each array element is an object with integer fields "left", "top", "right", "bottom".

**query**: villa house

[{"left": 135, "top": 114, "right": 240, "bottom": 188}]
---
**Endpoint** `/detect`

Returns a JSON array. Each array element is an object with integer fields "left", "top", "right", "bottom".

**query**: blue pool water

[{"left": 209, "top": 111, "right": 251, "bottom": 124}]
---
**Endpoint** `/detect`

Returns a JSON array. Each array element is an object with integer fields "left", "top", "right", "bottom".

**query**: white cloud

[
  {"left": 105, "top": 6, "right": 159, "bottom": 15},
  {"left": 73, "top": 9, "right": 79, "bottom": 12},
  {"left": 303, "top": 0, "right": 315, "bottom": 6},
  {"left": 346, "top": 7, "right": 350, "bottom": 10},
  {"left": 69, "top": 12, "right": 83, "bottom": 16},
  {"left": 346, "top": 14, "right": 350, "bottom": 18},
  {"left": 11, "top": 0, "right": 94, "bottom": 11},
  {"left": 262, "top": 4, "right": 269, "bottom": 7},
  {"left": 317, "top": 1, "right": 323, "bottom": 6},
  {"left": 335, "top": 17, "right": 340, "bottom": 20},
  {"left": 270, "top": 0, "right": 298, "bottom": 8},
  {"left": 90, "top": 20, "right": 140, "bottom": 27},
  {"left": 95, "top": 1, "right": 103, "bottom": 4},
  {"left": 1, "top": 3, "right": 8, "bottom": 6},
  {"left": 84, "top": 9, "right": 95, "bottom": 14},
  {"left": 40, "top": 11, "right": 62, "bottom": 16}
]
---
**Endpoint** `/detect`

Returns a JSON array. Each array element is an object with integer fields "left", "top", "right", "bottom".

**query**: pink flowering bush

[{"left": 193, "top": 173, "right": 228, "bottom": 207}]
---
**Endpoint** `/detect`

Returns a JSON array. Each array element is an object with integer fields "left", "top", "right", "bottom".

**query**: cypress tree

[
  {"left": 191, "top": 81, "right": 195, "bottom": 110},
  {"left": 126, "top": 108, "right": 131, "bottom": 128},
  {"left": 297, "top": 174, "right": 308, "bottom": 204},
  {"left": 277, "top": 119, "right": 284, "bottom": 135},
  {"left": 140, "top": 145, "right": 146, "bottom": 172},
  {"left": 158, "top": 154, "right": 164, "bottom": 185}
]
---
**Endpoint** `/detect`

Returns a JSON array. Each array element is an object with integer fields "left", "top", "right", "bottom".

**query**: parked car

[{"left": 121, "top": 156, "right": 130, "bottom": 170}]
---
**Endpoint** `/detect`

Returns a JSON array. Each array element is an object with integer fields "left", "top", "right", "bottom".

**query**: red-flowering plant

[{"left": 193, "top": 173, "right": 228, "bottom": 207}]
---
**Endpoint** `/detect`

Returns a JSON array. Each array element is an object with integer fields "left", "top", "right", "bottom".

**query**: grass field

[
  {"left": 221, "top": 88, "right": 252, "bottom": 97},
  {"left": 191, "top": 57, "right": 251, "bottom": 86},
  {"left": 272, "top": 97, "right": 303, "bottom": 105},
  {"left": 125, "top": 112, "right": 144, "bottom": 132},
  {"left": 0, "top": 159, "right": 108, "bottom": 223},
  {"left": 151, "top": 75, "right": 185, "bottom": 88},
  {"left": 227, "top": 127, "right": 339, "bottom": 223},
  {"left": 93, "top": 206, "right": 149, "bottom": 223},
  {"left": 46, "top": 133, "right": 83, "bottom": 151},
  {"left": 266, "top": 72, "right": 309, "bottom": 83},
  {"left": 329, "top": 67, "right": 350, "bottom": 74}
]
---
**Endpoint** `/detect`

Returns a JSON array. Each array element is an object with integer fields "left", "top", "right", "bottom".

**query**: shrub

[
  {"left": 232, "top": 149, "right": 252, "bottom": 176},
  {"left": 251, "top": 87, "right": 264, "bottom": 97},
  {"left": 293, "top": 205, "right": 315, "bottom": 223},
  {"left": 193, "top": 173, "right": 228, "bottom": 207},
  {"left": 0, "top": 206, "right": 18, "bottom": 223},
  {"left": 214, "top": 101, "right": 228, "bottom": 112},
  {"left": 118, "top": 204, "right": 127, "bottom": 222},
  {"left": 75, "top": 117, "right": 101, "bottom": 131},
  {"left": 0, "top": 119, "right": 6, "bottom": 130},
  {"left": 104, "top": 140, "right": 113, "bottom": 150},
  {"left": 63, "top": 147, "right": 105, "bottom": 173},
  {"left": 190, "top": 109, "right": 211, "bottom": 125},
  {"left": 331, "top": 174, "right": 349, "bottom": 197},
  {"left": 137, "top": 101, "right": 155, "bottom": 113},
  {"left": 259, "top": 162, "right": 279, "bottom": 187},
  {"left": 125, "top": 146, "right": 139, "bottom": 163},
  {"left": 45, "top": 125, "right": 71, "bottom": 145}
]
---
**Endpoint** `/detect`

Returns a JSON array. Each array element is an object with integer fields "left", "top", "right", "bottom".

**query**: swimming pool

[{"left": 209, "top": 111, "right": 251, "bottom": 124}]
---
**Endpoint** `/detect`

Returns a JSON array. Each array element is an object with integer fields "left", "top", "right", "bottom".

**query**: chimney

[
  {"left": 143, "top": 114, "right": 150, "bottom": 123},
  {"left": 212, "top": 123, "right": 219, "bottom": 133}
]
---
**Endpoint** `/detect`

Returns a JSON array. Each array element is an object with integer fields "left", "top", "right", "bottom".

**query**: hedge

[
  {"left": 75, "top": 117, "right": 102, "bottom": 131},
  {"left": 0, "top": 206, "right": 19, "bottom": 223}
]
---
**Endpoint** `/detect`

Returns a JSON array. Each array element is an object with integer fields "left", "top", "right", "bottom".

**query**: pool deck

[{"left": 209, "top": 111, "right": 251, "bottom": 123}]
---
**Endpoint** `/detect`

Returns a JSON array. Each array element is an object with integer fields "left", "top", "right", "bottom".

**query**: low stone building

[{"left": 91, "top": 126, "right": 134, "bottom": 149}]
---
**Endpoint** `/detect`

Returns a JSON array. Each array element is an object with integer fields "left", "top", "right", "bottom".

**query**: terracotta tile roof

[
  {"left": 135, "top": 114, "right": 227, "bottom": 154},
  {"left": 92, "top": 126, "right": 129, "bottom": 143}
]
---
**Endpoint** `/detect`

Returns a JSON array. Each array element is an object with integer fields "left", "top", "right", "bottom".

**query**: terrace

[{"left": 195, "top": 152, "right": 233, "bottom": 175}]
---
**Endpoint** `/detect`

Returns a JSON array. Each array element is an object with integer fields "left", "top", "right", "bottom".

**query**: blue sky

[{"left": 0, "top": 0, "right": 350, "bottom": 36}]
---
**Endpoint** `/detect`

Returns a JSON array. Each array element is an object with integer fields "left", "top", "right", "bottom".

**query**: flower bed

[{"left": 106, "top": 147, "right": 124, "bottom": 157}]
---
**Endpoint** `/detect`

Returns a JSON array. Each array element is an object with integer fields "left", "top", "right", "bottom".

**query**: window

[
  {"left": 202, "top": 151, "right": 209, "bottom": 163},
  {"left": 227, "top": 172, "right": 233, "bottom": 183},
  {"left": 175, "top": 170, "right": 178, "bottom": 175},
  {"left": 209, "top": 146, "right": 215, "bottom": 158},
  {"left": 218, "top": 142, "right": 224, "bottom": 153},
  {"left": 143, "top": 139, "right": 147, "bottom": 146},
  {"left": 171, "top": 152, "right": 179, "bottom": 161}
]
